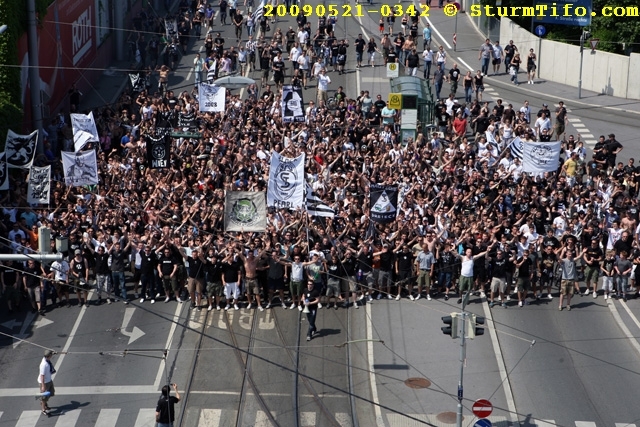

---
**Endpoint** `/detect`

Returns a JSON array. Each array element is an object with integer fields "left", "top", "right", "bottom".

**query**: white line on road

[
  {"left": 619, "top": 300, "right": 640, "bottom": 332},
  {"left": 365, "top": 304, "right": 385, "bottom": 427},
  {"left": 54, "top": 409, "right": 80, "bottom": 427},
  {"left": 424, "top": 16, "right": 452, "bottom": 50},
  {"left": 575, "top": 422, "right": 597, "bottom": 427},
  {"left": 0, "top": 385, "right": 158, "bottom": 398},
  {"left": 15, "top": 410, "right": 40, "bottom": 427},
  {"left": 154, "top": 302, "right": 184, "bottom": 389},
  {"left": 200, "top": 409, "right": 222, "bottom": 427},
  {"left": 134, "top": 408, "right": 156, "bottom": 427},
  {"left": 607, "top": 300, "right": 640, "bottom": 358},
  {"left": 53, "top": 291, "right": 94, "bottom": 379},
  {"left": 456, "top": 57, "right": 475, "bottom": 73},
  {"left": 482, "top": 300, "right": 520, "bottom": 426},
  {"left": 95, "top": 408, "right": 121, "bottom": 427},
  {"left": 187, "top": 67, "right": 194, "bottom": 81}
]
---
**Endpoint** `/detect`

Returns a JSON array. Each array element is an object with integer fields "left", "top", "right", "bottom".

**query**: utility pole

[
  {"left": 27, "top": 0, "right": 44, "bottom": 153},
  {"left": 442, "top": 303, "right": 485, "bottom": 427},
  {"left": 578, "top": 30, "right": 591, "bottom": 99}
]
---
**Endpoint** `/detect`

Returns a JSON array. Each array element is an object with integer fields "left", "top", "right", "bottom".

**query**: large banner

[
  {"left": 224, "top": 191, "right": 267, "bottom": 232},
  {"left": 165, "top": 18, "right": 178, "bottom": 39},
  {"left": 71, "top": 111, "right": 99, "bottom": 152},
  {"left": 370, "top": 183, "right": 398, "bottom": 223},
  {"left": 6, "top": 130, "right": 38, "bottom": 169},
  {"left": 62, "top": 151, "right": 99, "bottom": 187},
  {"left": 282, "top": 85, "right": 304, "bottom": 123},
  {"left": 306, "top": 182, "right": 334, "bottom": 218},
  {"left": 129, "top": 73, "right": 148, "bottom": 92},
  {"left": 198, "top": 83, "right": 225, "bottom": 112},
  {"left": 27, "top": 166, "right": 51, "bottom": 204},
  {"left": 522, "top": 141, "right": 562, "bottom": 174},
  {"left": 267, "top": 151, "right": 305, "bottom": 209},
  {"left": 146, "top": 134, "right": 171, "bottom": 169},
  {"left": 0, "top": 153, "right": 8, "bottom": 191}
]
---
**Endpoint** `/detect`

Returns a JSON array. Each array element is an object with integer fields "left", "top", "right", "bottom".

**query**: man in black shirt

[
  {"left": 272, "top": 52, "right": 285, "bottom": 90},
  {"left": 24, "top": 260, "right": 43, "bottom": 314},
  {"left": 303, "top": 280, "right": 321, "bottom": 341},
  {"left": 354, "top": 34, "right": 366, "bottom": 68},
  {"left": 373, "top": 244, "right": 394, "bottom": 299},
  {"left": 436, "top": 242, "right": 456, "bottom": 300},
  {"left": 515, "top": 249, "right": 533, "bottom": 307},
  {"left": 140, "top": 246, "right": 158, "bottom": 304},
  {"left": 357, "top": 245, "right": 374, "bottom": 303},
  {"left": 155, "top": 384, "right": 181, "bottom": 427},
  {"left": 2, "top": 261, "right": 21, "bottom": 312},
  {"left": 205, "top": 251, "right": 223, "bottom": 310},
  {"left": 266, "top": 251, "right": 286, "bottom": 309},
  {"left": 93, "top": 246, "right": 111, "bottom": 304},
  {"left": 583, "top": 238, "right": 602, "bottom": 297},
  {"left": 395, "top": 245, "right": 414, "bottom": 300},
  {"left": 186, "top": 248, "right": 206, "bottom": 309},
  {"left": 340, "top": 250, "right": 358, "bottom": 308},
  {"left": 222, "top": 252, "right": 242, "bottom": 310},
  {"left": 373, "top": 94, "right": 386, "bottom": 111},
  {"left": 488, "top": 250, "right": 510, "bottom": 308},
  {"left": 158, "top": 248, "right": 180, "bottom": 302}
]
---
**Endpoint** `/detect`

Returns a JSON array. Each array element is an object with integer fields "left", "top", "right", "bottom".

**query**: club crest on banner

[
  {"left": 267, "top": 152, "right": 305, "bottom": 209},
  {"left": 225, "top": 191, "right": 267, "bottom": 232},
  {"left": 6, "top": 129, "right": 38, "bottom": 168}
]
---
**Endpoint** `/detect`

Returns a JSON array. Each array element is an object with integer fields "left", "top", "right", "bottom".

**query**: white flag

[
  {"left": 62, "top": 151, "right": 99, "bottom": 187},
  {"left": 0, "top": 152, "right": 8, "bottom": 190},
  {"left": 224, "top": 191, "right": 267, "bottom": 232},
  {"left": 71, "top": 111, "right": 99, "bottom": 152},
  {"left": 165, "top": 18, "right": 178, "bottom": 39},
  {"left": 5, "top": 129, "right": 38, "bottom": 168},
  {"left": 506, "top": 136, "right": 523, "bottom": 160},
  {"left": 305, "top": 182, "right": 334, "bottom": 218},
  {"left": 27, "top": 165, "right": 51, "bottom": 204},
  {"left": 267, "top": 151, "right": 305, "bottom": 209},
  {"left": 198, "top": 83, "right": 226, "bottom": 112},
  {"left": 522, "top": 141, "right": 562, "bottom": 174},
  {"left": 252, "top": 0, "right": 265, "bottom": 23}
]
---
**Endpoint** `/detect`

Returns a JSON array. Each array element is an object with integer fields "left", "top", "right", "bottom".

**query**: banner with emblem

[
  {"left": 5, "top": 129, "right": 38, "bottom": 168},
  {"left": 146, "top": 134, "right": 171, "bottom": 169},
  {"left": 129, "top": 73, "right": 148, "bottom": 92},
  {"left": 267, "top": 151, "right": 305, "bottom": 209},
  {"left": 370, "top": 183, "right": 398, "bottom": 223},
  {"left": 282, "top": 85, "right": 304, "bottom": 123},
  {"left": 224, "top": 191, "right": 267, "bottom": 232},
  {"left": 62, "top": 151, "right": 99, "bottom": 187},
  {"left": 0, "top": 152, "right": 8, "bottom": 190},
  {"left": 27, "top": 165, "right": 51, "bottom": 204},
  {"left": 522, "top": 140, "right": 562, "bottom": 174},
  {"left": 198, "top": 83, "right": 225, "bottom": 112},
  {"left": 165, "top": 18, "right": 178, "bottom": 39},
  {"left": 71, "top": 111, "right": 99, "bottom": 152}
]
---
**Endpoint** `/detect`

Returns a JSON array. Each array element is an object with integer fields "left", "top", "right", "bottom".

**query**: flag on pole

[
  {"left": 252, "top": 0, "right": 265, "bottom": 23},
  {"left": 282, "top": 85, "right": 305, "bottom": 123},
  {"left": 5, "top": 130, "right": 38, "bottom": 168},
  {"left": 0, "top": 152, "right": 8, "bottom": 190},
  {"left": 370, "top": 183, "right": 399, "bottom": 224},
  {"left": 305, "top": 183, "right": 335, "bottom": 218},
  {"left": 507, "top": 137, "right": 523, "bottom": 160},
  {"left": 27, "top": 165, "right": 51, "bottom": 204},
  {"left": 71, "top": 112, "right": 99, "bottom": 152},
  {"left": 62, "top": 151, "right": 99, "bottom": 187}
]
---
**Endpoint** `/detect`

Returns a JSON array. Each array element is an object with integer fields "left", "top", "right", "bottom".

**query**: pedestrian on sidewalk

[
  {"left": 193, "top": 53, "right": 204, "bottom": 86},
  {"left": 478, "top": 38, "right": 492, "bottom": 75},
  {"left": 509, "top": 53, "right": 521, "bottom": 85},
  {"left": 527, "top": 48, "right": 537, "bottom": 84},
  {"left": 38, "top": 350, "right": 56, "bottom": 417}
]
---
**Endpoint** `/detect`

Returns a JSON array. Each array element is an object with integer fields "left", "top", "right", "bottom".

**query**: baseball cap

[
  {"left": 44, "top": 349, "right": 54, "bottom": 357},
  {"left": 74, "top": 249, "right": 81, "bottom": 255},
  {"left": 542, "top": 103, "right": 548, "bottom": 107}
]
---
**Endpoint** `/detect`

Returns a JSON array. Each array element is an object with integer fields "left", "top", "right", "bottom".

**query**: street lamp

[{"left": 578, "top": 30, "right": 591, "bottom": 99}]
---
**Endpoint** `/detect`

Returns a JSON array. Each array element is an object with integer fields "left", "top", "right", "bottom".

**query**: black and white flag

[
  {"left": 27, "top": 165, "right": 51, "bottom": 204},
  {"left": 251, "top": 0, "right": 265, "bottom": 23},
  {"left": 129, "top": 73, "right": 148, "bottom": 92},
  {"left": 165, "top": 18, "right": 178, "bottom": 39},
  {"left": 0, "top": 152, "right": 8, "bottom": 190},
  {"left": 305, "top": 182, "right": 334, "bottom": 218},
  {"left": 146, "top": 134, "right": 171, "bottom": 169},
  {"left": 282, "top": 85, "right": 305, "bottom": 123},
  {"left": 62, "top": 151, "right": 99, "bottom": 187},
  {"left": 198, "top": 83, "right": 225, "bottom": 112},
  {"left": 71, "top": 111, "right": 99, "bottom": 152},
  {"left": 507, "top": 136, "right": 523, "bottom": 160},
  {"left": 267, "top": 151, "right": 305, "bottom": 209},
  {"left": 224, "top": 191, "right": 267, "bottom": 232},
  {"left": 5, "top": 129, "right": 38, "bottom": 169},
  {"left": 370, "top": 183, "right": 398, "bottom": 224},
  {"left": 178, "top": 110, "right": 197, "bottom": 129}
]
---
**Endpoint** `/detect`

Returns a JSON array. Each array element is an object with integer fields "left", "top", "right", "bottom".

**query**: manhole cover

[
  {"left": 436, "top": 411, "right": 460, "bottom": 424},
  {"left": 404, "top": 377, "right": 431, "bottom": 389}
]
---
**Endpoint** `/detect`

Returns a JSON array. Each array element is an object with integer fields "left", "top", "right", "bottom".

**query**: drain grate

[
  {"left": 404, "top": 377, "right": 432, "bottom": 389},
  {"left": 436, "top": 411, "right": 460, "bottom": 424}
]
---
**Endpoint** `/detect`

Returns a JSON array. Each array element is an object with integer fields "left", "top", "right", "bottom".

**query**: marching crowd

[{"left": 2, "top": 1, "right": 640, "bottom": 322}]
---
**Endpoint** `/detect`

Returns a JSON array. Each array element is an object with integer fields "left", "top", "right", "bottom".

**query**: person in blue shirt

[{"left": 422, "top": 23, "right": 431, "bottom": 50}]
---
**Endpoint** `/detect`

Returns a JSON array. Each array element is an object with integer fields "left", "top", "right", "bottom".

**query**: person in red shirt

[{"left": 452, "top": 112, "right": 467, "bottom": 140}]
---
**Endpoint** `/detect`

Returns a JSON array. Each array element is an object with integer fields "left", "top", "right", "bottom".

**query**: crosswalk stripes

[
  {"left": 616, "top": 424, "right": 638, "bottom": 427},
  {"left": 94, "top": 408, "right": 121, "bottom": 427},
  {"left": 15, "top": 411, "right": 40, "bottom": 427},
  {"left": 198, "top": 408, "right": 222, "bottom": 426},
  {"left": 54, "top": 409, "right": 80, "bottom": 427},
  {"left": 133, "top": 408, "right": 155, "bottom": 427}
]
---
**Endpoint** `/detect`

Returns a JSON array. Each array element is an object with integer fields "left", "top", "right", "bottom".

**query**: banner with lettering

[
  {"left": 267, "top": 151, "right": 305, "bottom": 209},
  {"left": 71, "top": 111, "right": 99, "bottom": 152},
  {"left": 198, "top": 83, "right": 225, "bottom": 112},
  {"left": 522, "top": 140, "right": 561, "bottom": 174},
  {"left": 27, "top": 165, "right": 51, "bottom": 204},
  {"left": 146, "top": 134, "right": 171, "bottom": 169},
  {"left": 62, "top": 151, "right": 99, "bottom": 187},
  {"left": 282, "top": 85, "right": 304, "bottom": 123},
  {"left": 370, "top": 183, "right": 399, "bottom": 223}
]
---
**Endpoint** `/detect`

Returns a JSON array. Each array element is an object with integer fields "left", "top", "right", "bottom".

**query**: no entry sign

[{"left": 472, "top": 399, "right": 493, "bottom": 418}]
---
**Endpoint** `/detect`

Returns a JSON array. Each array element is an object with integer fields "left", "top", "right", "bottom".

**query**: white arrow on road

[
  {"left": 120, "top": 307, "right": 145, "bottom": 345},
  {"left": 1, "top": 319, "right": 23, "bottom": 330},
  {"left": 12, "top": 311, "right": 36, "bottom": 348},
  {"left": 34, "top": 318, "right": 54, "bottom": 329}
]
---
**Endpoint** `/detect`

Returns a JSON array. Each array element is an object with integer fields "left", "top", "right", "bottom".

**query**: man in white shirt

[
  {"left": 38, "top": 350, "right": 56, "bottom": 415},
  {"left": 534, "top": 112, "right": 552, "bottom": 138},
  {"left": 519, "top": 100, "right": 531, "bottom": 123},
  {"left": 316, "top": 68, "right": 331, "bottom": 104},
  {"left": 422, "top": 48, "right": 433, "bottom": 79}
]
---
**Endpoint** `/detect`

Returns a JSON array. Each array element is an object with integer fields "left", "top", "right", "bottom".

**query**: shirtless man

[{"left": 237, "top": 246, "right": 265, "bottom": 310}]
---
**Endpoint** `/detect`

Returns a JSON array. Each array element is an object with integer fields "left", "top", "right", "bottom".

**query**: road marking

[
  {"left": 301, "top": 411, "right": 316, "bottom": 426},
  {"left": 581, "top": 133, "right": 595, "bottom": 139},
  {"left": 15, "top": 410, "right": 40, "bottom": 427},
  {"left": 335, "top": 412, "right": 352, "bottom": 427},
  {"left": 120, "top": 307, "right": 146, "bottom": 345},
  {"left": 424, "top": 16, "right": 452, "bottom": 50},
  {"left": 199, "top": 408, "right": 222, "bottom": 427},
  {"left": 53, "top": 291, "right": 94, "bottom": 378},
  {"left": 54, "top": 409, "right": 80, "bottom": 426},
  {"left": 536, "top": 421, "right": 557, "bottom": 427},
  {"left": 607, "top": 300, "right": 640, "bottom": 358},
  {"left": 12, "top": 310, "right": 36, "bottom": 348},
  {"left": 95, "top": 408, "right": 121, "bottom": 427},
  {"left": 154, "top": 302, "right": 185, "bottom": 389},
  {"left": 575, "top": 422, "right": 597, "bottom": 427},
  {"left": 258, "top": 310, "right": 275, "bottom": 329},
  {"left": 133, "top": 408, "right": 156, "bottom": 427},
  {"left": 187, "top": 67, "right": 194, "bottom": 81},
  {"left": 361, "top": 77, "right": 389, "bottom": 83},
  {"left": 618, "top": 299, "right": 640, "bottom": 332},
  {"left": 615, "top": 424, "right": 637, "bottom": 427},
  {"left": 482, "top": 298, "right": 519, "bottom": 426},
  {"left": 255, "top": 410, "right": 275, "bottom": 427},
  {"left": 456, "top": 57, "right": 475, "bottom": 73},
  {"left": 0, "top": 385, "right": 159, "bottom": 397},
  {"left": 365, "top": 304, "right": 385, "bottom": 427}
]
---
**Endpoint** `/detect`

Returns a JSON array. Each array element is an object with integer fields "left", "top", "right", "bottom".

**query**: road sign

[
  {"left": 535, "top": 25, "right": 546, "bottom": 37},
  {"left": 590, "top": 38, "right": 599, "bottom": 51},
  {"left": 472, "top": 399, "right": 493, "bottom": 418},
  {"left": 386, "top": 62, "right": 399, "bottom": 78},
  {"left": 474, "top": 419, "right": 492, "bottom": 427},
  {"left": 388, "top": 93, "right": 402, "bottom": 110},
  {"left": 453, "top": 2, "right": 460, "bottom": 10}
]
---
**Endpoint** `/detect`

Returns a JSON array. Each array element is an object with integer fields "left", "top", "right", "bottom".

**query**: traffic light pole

[{"left": 456, "top": 310, "right": 466, "bottom": 427}]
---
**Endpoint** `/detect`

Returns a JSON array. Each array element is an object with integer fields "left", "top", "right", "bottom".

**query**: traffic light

[
  {"left": 441, "top": 313, "right": 460, "bottom": 338},
  {"left": 467, "top": 314, "right": 485, "bottom": 339}
]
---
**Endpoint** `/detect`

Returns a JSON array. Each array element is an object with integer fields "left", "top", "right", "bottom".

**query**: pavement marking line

[
  {"left": 53, "top": 293, "right": 93, "bottom": 379},
  {"left": 619, "top": 300, "right": 640, "bottom": 332},
  {"left": 581, "top": 133, "right": 595, "bottom": 138},
  {"left": 133, "top": 408, "right": 156, "bottom": 427},
  {"left": 361, "top": 77, "right": 389, "bottom": 83},
  {"left": 575, "top": 422, "right": 597, "bottom": 427},
  {"left": 154, "top": 302, "right": 185, "bottom": 389},
  {"left": 187, "top": 67, "right": 194, "bottom": 81},
  {"left": 255, "top": 410, "right": 275, "bottom": 427},
  {"left": 335, "top": 412, "right": 352, "bottom": 427},
  {"left": 95, "top": 408, "right": 121, "bottom": 427},
  {"left": 456, "top": 57, "right": 475, "bottom": 73},
  {"left": 365, "top": 304, "right": 385, "bottom": 427},
  {"left": 536, "top": 420, "right": 557, "bottom": 427},
  {"left": 615, "top": 424, "right": 637, "bottom": 427},
  {"left": 199, "top": 408, "right": 222, "bottom": 426},
  {"left": 607, "top": 300, "right": 640, "bottom": 358},
  {"left": 301, "top": 411, "right": 317, "bottom": 426},
  {"left": 54, "top": 409, "right": 80, "bottom": 427},
  {"left": 482, "top": 301, "right": 519, "bottom": 426},
  {"left": 424, "top": 16, "right": 452, "bottom": 50},
  {"left": 0, "top": 385, "right": 158, "bottom": 398},
  {"left": 15, "top": 410, "right": 40, "bottom": 427}
]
